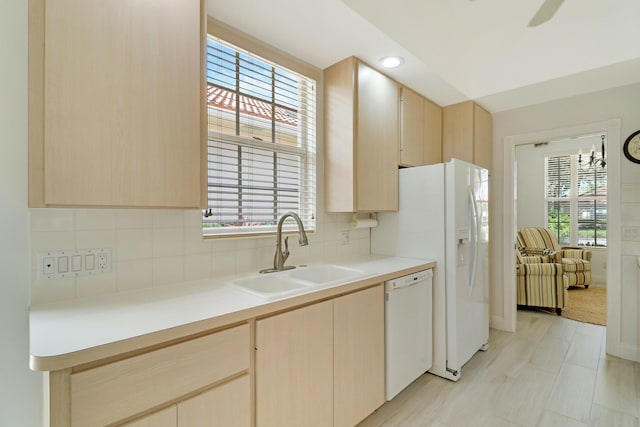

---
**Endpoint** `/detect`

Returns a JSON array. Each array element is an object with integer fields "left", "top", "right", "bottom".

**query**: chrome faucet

[{"left": 260, "top": 212, "right": 309, "bottom": 273}]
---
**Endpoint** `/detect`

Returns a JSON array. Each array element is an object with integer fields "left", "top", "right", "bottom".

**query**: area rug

[{"left": 562, "top": 285, "right": 606, "bottom": 326}]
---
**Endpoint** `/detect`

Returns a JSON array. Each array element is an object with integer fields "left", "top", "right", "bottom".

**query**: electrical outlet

[
  {"left": 43, "top": 256, "right": 55, "bottom": 274},
  {"left": 97, "top": 252, "right": 108, "bottom": 270}
]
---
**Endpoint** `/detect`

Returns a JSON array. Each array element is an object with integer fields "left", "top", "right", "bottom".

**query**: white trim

[
  {"left": 544, "top": 153, "right": 608, "bottom": 247},
  {"left": 618, "top": 343, "right": 640, "bottom": 363},
  {"left": 490, "top": 315, "right": 511, "bottom": 332},
  {"left": 503, "top": 119, "right": 623, "bottom": 358}
]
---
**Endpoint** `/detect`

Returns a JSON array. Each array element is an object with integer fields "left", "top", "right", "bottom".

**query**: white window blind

[
  {"left": 545, "top": 153, "right": 607, "bottom": 247},
  {"left": 204, "top": 36, "right": 316, "bottom": 237}
]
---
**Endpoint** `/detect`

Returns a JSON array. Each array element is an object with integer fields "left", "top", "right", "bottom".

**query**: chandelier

[{"left": 578, "top": 135, "right": 606, "bottom": 170}]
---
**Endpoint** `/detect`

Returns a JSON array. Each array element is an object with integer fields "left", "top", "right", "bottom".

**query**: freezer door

[{"left": 445, "top": 160, "right": 490, "bottom": 373}]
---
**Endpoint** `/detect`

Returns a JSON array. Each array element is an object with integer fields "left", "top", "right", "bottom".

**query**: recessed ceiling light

[{"left": 379, "top": 56, "right": 404, "bottom": 69}]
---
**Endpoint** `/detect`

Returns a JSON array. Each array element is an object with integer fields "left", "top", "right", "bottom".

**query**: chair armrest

[
  {"left": 560, "top": 247, "right": 592, "bottom": 261},
  {"left": 521, "top": 255, "right": 549, "bottom": 263},
  {"left": 522, "top": 255, "right": 551, "bottom": 264},
  {"left": 521, "top": 248, "right": 559, "bottom": 262},
  {"left": 517, "top": 263, "right": 563, "bottom": 276}
]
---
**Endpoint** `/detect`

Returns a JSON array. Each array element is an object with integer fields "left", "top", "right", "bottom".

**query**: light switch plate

[{"left": 38, "top": 248, "right": 111, "bottom": 279}]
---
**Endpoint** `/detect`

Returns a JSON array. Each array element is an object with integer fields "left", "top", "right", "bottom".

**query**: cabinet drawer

[{"left": 71, "top": 324, "right": 249, "bottom": 427}]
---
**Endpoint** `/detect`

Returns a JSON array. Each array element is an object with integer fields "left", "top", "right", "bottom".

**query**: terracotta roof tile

[{"left": 207, "top": 84, "right": 297, "bottom": 126}]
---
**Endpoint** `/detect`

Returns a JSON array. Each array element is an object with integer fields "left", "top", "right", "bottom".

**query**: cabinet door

[
  {"left": 400, "top": 87, "right": 424, "bottom": 167},
  {"left": 334, "top": 285, "right": 385, "bottom": 427},
  {"left": 473, "top": 103, "right": 493, "bottom": 171},
  {"left": 39, "top": 0, "right": 202, "bottom": 207},
  {"left": 323, "top": 57, "right": 357, "bottom": 212},
  {"left": 256, "top": 301, "right": 333, "bottom": 427},
  {"left": 70, "top": 325, "right": 249, "bottom": 427},
  {"left": 122, "top": 406, "right": 177, "bottom": 427},
  {"left": 178, "top": 375, "right": 251, "bottom": 427},
  {"left": 423, "top": 98, "right": 442, "bottom": 165},
  {"left": 442, "top": 101, "right": 474, "bottom": 164},
  {"left": 356, "top": 61, "right": 399, "bottom": 211}
]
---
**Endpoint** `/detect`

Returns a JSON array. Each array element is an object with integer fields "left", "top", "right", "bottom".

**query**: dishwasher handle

[{"left": 385, "top": 269, "right": 433, "bottom": 291}]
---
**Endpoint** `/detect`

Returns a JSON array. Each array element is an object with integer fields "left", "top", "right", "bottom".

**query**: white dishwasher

[{"left": 385, "top": 268, "right": 433, "bottom": 400}]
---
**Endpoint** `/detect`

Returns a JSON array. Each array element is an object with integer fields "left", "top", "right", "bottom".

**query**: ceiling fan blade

[{"left": 528, "top": 0, "right": 565, "bottom": 27}]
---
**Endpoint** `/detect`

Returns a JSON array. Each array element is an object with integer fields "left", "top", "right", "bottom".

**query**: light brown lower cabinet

[
  {"left": 46, "top": 286, "right": 384, "bottom": 427},
  {"left": 120, "top": 406, "right": 177, "bottom": 427},
  {"left": 49, "top": 324, "right": 250, "bottom": 427},
  {"left": 177, "top": 375, "right": 251, "bottom": 427},
  {"left": 255, "top": 285, "right": 385, "bottom": 427},
  {"left": 256, "top": 299, "right": 334, "bottom": 426},
  {"left": 121, "top": 375, "right": 251, "bottom": 427},
  {"left": 333, "top": 285, "right": 385, "bottom": 427}
]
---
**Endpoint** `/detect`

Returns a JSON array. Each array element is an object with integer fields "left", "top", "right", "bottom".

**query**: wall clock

[{"left": 623, "top": 130, "right": 640, "bottom": 164}]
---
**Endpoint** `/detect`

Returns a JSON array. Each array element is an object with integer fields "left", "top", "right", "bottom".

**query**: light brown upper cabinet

[
  {"left": 324, "top": 57, "right": 399, "bottom": 212},
  {"left": 399, "top": 87, "right": 424, "bottom": 167},
  {"left": 399, "top": 87, "right": 442, "bottom": 167},
  {"left": 423, "top": 98, "right": 443, "bottom": 165},
  {"left": 442, "top": 101, "right": 493, "bottom": 170},
  {"left": 29, "top": 0, "right": 205, "bottom": 208}
]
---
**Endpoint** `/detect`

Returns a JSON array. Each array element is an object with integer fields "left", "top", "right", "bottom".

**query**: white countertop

[{"left": 30, "top": 255, "right": 435, "bottom": 371}]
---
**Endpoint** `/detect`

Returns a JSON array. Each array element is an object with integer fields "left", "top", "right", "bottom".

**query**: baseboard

[
  {"left": 613, "top": 343, "right": 640, "bottom": 363},
  {"left": 490, "top": 315, "right": 514, "bottom": 332}
]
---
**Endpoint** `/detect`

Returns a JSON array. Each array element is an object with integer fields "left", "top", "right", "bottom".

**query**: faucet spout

[{"left": 259, "top": 211, "right": 309, "bottom": 274}]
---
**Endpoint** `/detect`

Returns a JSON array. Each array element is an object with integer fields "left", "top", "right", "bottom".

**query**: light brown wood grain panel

[
  {"left": 442, "top": 100, "right": 474, "bottom": 164},
  {"left": 49, "top": 369, "right": 71, "bottom": 427},
  {"left": 178, "top": 375, "right": 250, "bottom": 427},
  {"left": 323, "top": 57, "right": 357, "bottom": 212},
  {"left": 121, "top": 406, "right": 176, "bottom": 427},
  {"left": 473, "top": 103, "right": 493, "bottom": 171},
  {"left": 400, "top": 87, "right": 424, "bottom": 167},
  {"left": 255, "top": 300, "right": 333, "bottom": 427},
  {"left": 356, "top": 61, "right": 399, "bottom": 211},
  {"left": 334, "top": 285, "right": 385, "bottom": 427},
  {"left": 28, "top": 0, "right": 45, "bottom": 207},
  {"left": 43, "top": 0, "right": 201, "bottom": 207},
  {"left": 423, "top": 98, "right": 442, "bottom": 165},
  {"left": 71, "top": 324, "right": 249, "bottom": 427}
]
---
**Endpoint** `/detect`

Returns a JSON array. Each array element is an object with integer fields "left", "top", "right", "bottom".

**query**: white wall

[
  {"left": 0, "top": 1, "right": 44, "bottom": 426},
  {"left": 515, "top": 136, "right": 607, "bottom": 285},
  {"left": 515, "top": 143, "right": 546, "bottom": 229},
  {"left": 492, "top": 82, "right": 640, "bottom": 361}
]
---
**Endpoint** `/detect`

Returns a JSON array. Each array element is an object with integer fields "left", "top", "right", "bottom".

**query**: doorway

[
  {"left": 501, "top": 119, "right": 621, "bottom": 355},
  {"left": 515, "top": 134, "right": 608, "bottom": 325}
]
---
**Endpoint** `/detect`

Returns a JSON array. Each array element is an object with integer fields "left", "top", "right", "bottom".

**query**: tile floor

[{"left": 359, "top": 310, "right": 640, "bottom": 427}]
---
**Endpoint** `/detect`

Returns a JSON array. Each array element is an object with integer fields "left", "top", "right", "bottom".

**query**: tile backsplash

[{"left": 29, "top": 209, "right": 370, "bottom": 305}]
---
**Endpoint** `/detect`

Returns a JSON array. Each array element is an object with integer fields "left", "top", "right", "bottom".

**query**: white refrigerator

[{"left": 371, "top": 158, "right": 489, "bottom": 381}]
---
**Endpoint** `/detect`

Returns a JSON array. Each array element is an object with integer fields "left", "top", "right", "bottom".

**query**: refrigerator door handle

[{"left": 468, "top": 187, "right": 479, "bottom": 295}]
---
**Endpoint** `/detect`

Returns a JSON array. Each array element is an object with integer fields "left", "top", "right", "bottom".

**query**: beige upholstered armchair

[
  {"left": 516, "top": 249, "right": 568, "bottom": 315},
  {"left": 517, "top": 227, "right": 592, "bottom": 288}
]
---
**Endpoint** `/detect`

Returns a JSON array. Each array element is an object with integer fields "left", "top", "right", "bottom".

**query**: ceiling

[{"left": 206, "top": 0, "right": 640, "bottom": 113}]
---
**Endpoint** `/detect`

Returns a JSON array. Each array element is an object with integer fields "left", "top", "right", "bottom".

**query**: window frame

[
  {"left": 545, "top": 151, "right": 607, "bottom": 247},
  {"left": 203, "top": 28, "right": 317, "bottom": 238}
]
